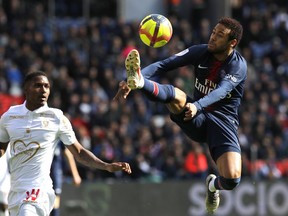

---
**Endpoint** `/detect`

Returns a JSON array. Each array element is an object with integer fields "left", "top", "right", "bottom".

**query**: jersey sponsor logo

[
  {"left": 12, "top": 140, "right": 40, "bottom": 163},
  {"left": 198, "top": 64, "right": 208, "bottom": 69},
  {"left": 9, "top": 115, "right": 25, "bottom": 119},
  {"left": 175, "top": 49, "right": 189, "bottom": 56},
  {"left": 195, "top": 78, "right": 216, "bottom": 95},
  {"left": 225, "top": 74, "right": 238, "bottom": 82},
  {"left": 39, "top": 113, "right": 54, "bottom": 117}
]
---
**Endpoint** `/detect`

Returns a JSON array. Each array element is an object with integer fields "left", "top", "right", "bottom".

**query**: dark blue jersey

[{"left": 141, "top": 44, "right": 247, "bottom": 122}]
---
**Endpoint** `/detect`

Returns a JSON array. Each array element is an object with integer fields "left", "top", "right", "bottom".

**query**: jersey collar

[{"left": 22, "top": 101, "right": 49, "bottom": 113}]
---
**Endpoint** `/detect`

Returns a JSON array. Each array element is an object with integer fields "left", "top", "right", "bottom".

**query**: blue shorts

[{"left": 170, "top": 97, "right": 241, "bottom": 162}]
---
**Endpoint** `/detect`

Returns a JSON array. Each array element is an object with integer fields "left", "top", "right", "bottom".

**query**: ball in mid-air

[{"left": 139, "top": 14, "right": 173, "bottom": 48}]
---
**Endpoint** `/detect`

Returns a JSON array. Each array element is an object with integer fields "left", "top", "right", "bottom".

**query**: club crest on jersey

[
  {"left": 61, "top": 116, "right": 71, "bottom": 129},
  {"left": 41, "top": 119, "right": 49, "bottom": 128}
]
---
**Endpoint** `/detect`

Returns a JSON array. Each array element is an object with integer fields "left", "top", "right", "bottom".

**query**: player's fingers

[
  {"left": 113, "top": 82, "right": 130, "bottom": 100},
  {"left": 123, "top": 163, "right": 132, "bottom": 174},
  {"left": 184, "top": 109, "right": 192, "bottom": 121},
  {"left": 74, "top": 176, "right": 82, "bottom": 186},
  {"left": 184, "top": 103, "right": 195, "bottom": 121},
  {"left": 113, "top": 89, "right": 126, "bottom": 100},
  {"left": 184, "top": 109, "right": 191, "bottom": 116},
  {"left": 184, "top": 116, "right": 192, "bottom": 121}
]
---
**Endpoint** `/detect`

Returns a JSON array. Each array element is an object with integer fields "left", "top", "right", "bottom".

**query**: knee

[{"left": 218, "top": 176, "right": 241, "bottom": 190}]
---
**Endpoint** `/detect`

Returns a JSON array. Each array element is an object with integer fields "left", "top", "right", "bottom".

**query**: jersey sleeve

[
  {"left": 141, "top": 44, "right": 208, "bottom": 79},
  {"left": 58, "top": 115, "right": 77, "bottom": 145},
  {"left": 0, "top": 113, "right": 10, "bottom": 143},
  {"left": 194, "top": 80, "right": 236, "bottom": 110}
]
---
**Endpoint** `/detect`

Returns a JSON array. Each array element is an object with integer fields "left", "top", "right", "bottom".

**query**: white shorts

[{"left": 8, "top": 188, "right": 55, "bottom": 216}]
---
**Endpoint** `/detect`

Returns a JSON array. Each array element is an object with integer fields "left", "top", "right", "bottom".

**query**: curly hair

[{"left": 218, "top": 17, "right": 243, "bottom": 47}]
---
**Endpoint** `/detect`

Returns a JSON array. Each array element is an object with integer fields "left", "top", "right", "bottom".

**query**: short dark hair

[
  {"left": 23, "top": 71, "right": 48, "bottom": 87},
  {"left": 22, "top": 71, "right": 48, "bottom": 89},
  {"left": 218, "top": 17, "right": 243, "bottom": 47}
]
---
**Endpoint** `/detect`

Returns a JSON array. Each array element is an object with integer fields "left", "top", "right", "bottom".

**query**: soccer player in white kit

[{"left": 0, "top": 71, "right": 132, "bottom": 216}]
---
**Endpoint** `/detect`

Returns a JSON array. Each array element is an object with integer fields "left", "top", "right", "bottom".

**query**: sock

[
  {"left": 214, "top": 176, "right": 241, "bottom": 190},
  {"left": 141, "top": 78, "right": 175, "bottom": 103},
  {"left": 137, "top": 73, "right": 145, "bottom": 88},
  {"left": 50, "top": 208, "right": 60, "bottom": 216},
  {"left": 209, "top": 178, "right": 217, "bottom": 192}
]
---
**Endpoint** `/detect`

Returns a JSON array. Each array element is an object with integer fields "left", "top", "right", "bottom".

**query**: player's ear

[
  {"left": 23, "top": 82, "right": 29, "bottom": 96},
  {"left": 230, "top": 38, "right": 237, "bottom": 48}
]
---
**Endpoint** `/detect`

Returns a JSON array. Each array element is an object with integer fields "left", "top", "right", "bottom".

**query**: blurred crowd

[{"left": 1, "top": 0, "right": 288, "bottom": 182}]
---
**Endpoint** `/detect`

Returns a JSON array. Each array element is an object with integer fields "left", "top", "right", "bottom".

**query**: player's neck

[
  {"left": 213, "top": 49, "right": 234, "bottom": 62},
  {"left": 25, "top": 103, "right": 45, "bottom": 111}
]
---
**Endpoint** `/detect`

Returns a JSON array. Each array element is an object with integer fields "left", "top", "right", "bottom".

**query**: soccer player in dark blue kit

[{"left": 114, "top": 17, "right": 247, "bottom": 214}]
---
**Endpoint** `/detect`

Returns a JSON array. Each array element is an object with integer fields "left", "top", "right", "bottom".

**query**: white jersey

[{"left": 0, "top": 102, "right": 77, "bottom": 208}]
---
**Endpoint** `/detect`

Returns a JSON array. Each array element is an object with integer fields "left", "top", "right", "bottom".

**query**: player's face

[
  {"left": 24, "top": 75, "right": 50, "bottom": 111},
  {"left": 208, "top": 23, "right": 233, "bottom": 54}
]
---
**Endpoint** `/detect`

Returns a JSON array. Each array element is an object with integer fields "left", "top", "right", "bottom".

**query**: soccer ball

[{"left": 139, "top": 14, "right": 173, "bottom": 48}]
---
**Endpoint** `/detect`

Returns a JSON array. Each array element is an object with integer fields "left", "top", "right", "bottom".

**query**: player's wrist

[
  {"left": 103, "top": 162, "right": 112, "bottom": 172},
  {"left": 194, "top": 101, "right": 203, "bottom": 112}
]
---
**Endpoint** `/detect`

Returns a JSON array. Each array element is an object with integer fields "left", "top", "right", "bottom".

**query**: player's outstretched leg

[
  {"left": 206, "top": 174, "right": 220, "bottom": 214},
  {"left": 125, "top": 49, "right": 175, "bottom": 103},
  {"left": 125, "top": 49, "right": 144, "bottom": 89}
]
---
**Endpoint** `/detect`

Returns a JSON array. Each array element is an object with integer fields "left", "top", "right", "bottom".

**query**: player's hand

[
  {"left": 113, "top": 81, "right": 131, "bottom": 100},
  {"left": 107, "top": 162, "right": 132, "bottom": 174},
  {"left": 73, "top": 175, "right": 82, "bottom": 187},
  {"left": 184, "top": 103, "right": 197, "bottom": 121}
]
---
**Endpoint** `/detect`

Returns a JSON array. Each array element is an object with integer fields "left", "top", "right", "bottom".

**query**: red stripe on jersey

[
  {"left": 208, "top": 60, "right": 222, "bottom": 82},
  {"left": 203, "top": 59, "right": 223, "bottom": 111}
]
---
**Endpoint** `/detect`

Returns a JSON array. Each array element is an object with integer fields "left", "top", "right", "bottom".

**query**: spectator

[{"left": 183, "top": 141, "right": 208, "bottom": 180}]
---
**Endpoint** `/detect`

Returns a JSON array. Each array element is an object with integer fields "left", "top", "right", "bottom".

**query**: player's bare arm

[
  {"left": 0, "top": 142, "right": 8, "bottom": 157},
  {"left": 66, "top": 142, "right": 132, "bottom": 174}
]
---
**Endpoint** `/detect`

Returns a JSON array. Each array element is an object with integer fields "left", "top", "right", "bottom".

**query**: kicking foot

[
  {"left": 205, "top": 174, "right": 220, "bottom": 214},
  {"left": 125, "top": 49, "right": 143, "bottom": 89}
]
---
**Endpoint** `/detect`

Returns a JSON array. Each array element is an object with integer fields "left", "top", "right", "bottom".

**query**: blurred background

[{"left": 1, "top": 0, "right": 288, "bottom": 215}]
